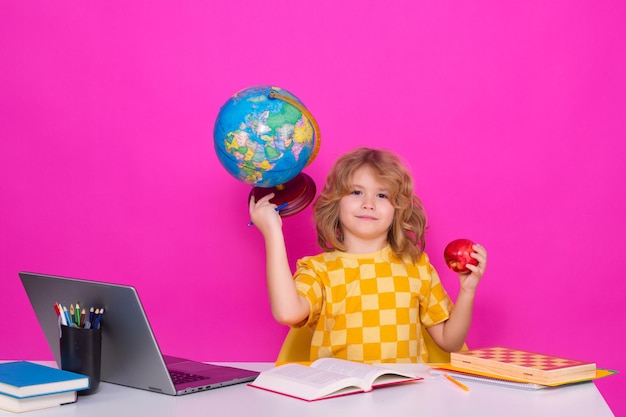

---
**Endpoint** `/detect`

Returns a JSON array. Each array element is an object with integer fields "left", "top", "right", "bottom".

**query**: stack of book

[
  {"left": 433, "top": 346, "right": 613, "bottom": 390},
  {"left": 0, "top": 361, "right": 90, "bottom": 413}
]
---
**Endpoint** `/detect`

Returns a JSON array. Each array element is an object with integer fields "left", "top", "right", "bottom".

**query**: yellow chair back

[{"left": 276, "top": 326, "right": 466, "bottom": 363}]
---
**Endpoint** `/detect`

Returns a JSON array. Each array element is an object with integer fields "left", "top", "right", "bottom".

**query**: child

[{"left": 249, "top": 147, "right": 487, "bottom": 363}]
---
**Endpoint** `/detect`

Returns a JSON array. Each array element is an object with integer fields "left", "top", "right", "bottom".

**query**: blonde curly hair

[{"left": 313, "top": 147, "right": 427, "bottom": 263}]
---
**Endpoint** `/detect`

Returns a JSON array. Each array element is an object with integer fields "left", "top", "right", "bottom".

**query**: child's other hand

[
  {"left": 249, "top": 193, "right": 283, "bottom": 234},
  {"left": 458, "top": 243, "right": 487, "bottom": 292}
]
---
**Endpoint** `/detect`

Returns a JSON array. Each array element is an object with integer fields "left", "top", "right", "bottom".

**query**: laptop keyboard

[{"left": 170, "top": 370, "right": 207, "bottom": 384}]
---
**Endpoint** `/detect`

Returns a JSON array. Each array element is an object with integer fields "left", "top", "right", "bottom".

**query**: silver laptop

[{"left": 19, "top": 272, "right": 259, "bottom": 396}]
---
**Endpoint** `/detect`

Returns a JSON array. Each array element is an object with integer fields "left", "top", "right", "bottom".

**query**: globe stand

[{"left": 249, "top": 172, "right": 316, "bottom": 217}]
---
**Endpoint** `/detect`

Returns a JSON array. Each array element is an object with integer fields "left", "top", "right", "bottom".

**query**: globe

[{"left": 213, "top": 85, "right": 320, "bottom": 216}]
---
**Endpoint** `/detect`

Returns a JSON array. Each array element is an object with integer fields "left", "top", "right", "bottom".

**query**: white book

[
  {"left": 249, "top": 358, "right": 421, "bottom": 401},
  {"left": 0, "top": 390, "right": 77, "bottom": 413}
]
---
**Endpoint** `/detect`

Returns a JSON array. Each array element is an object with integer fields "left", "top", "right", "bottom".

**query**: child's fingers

[
  {"left": 250, "top": 193, "right": 276, "bottom": 212},
  {"left": 257, "top": 193, "right": 276, "bottom": 206}
]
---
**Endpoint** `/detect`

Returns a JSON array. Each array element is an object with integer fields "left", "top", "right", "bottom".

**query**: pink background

[{"left": 1, "top": 1, "right": 624, "bottom": 414}]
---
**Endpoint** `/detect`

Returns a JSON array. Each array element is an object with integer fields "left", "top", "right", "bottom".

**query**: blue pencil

[
  {"left": 93, "top": 308, "right": 104, "bottom": 330},
  {"left": 62, "top": 306, "right": 72, "bottom": 327},
  {"left": 248, "top": 202, "right": 289, "bottom": 227}
]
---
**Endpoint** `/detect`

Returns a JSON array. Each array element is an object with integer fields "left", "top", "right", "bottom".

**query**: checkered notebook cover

[{"left": 449, "top": 347, "right": 597, "bottom": 385}]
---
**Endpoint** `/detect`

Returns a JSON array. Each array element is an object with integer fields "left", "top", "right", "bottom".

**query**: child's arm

[
  {"left": 249, "top": 194, "right": 310, "bottom": 325},
  {"left": 427, "top": 243, "right": 488, "bottom": 352}
]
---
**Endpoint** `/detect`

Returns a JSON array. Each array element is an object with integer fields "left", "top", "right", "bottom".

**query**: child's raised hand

[
  {"left": 249, "top": 193, "right": 283, "bottom": 234},
  {"left": 458, "top": 243, "right": 487, "bottom": 292}
]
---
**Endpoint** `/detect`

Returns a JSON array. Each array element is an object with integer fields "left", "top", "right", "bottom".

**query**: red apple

[{"left": 444, "top": 239, "right": 478, "bottom": 274}]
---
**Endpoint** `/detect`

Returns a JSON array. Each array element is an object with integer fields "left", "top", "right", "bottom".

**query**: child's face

[{"left": 338, "top": 167, "right": 395, "bottom": 249}]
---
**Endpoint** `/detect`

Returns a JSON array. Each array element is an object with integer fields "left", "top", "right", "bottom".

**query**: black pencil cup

[{"left": 60, "top": 325, "right": 102, "bottom": 395}]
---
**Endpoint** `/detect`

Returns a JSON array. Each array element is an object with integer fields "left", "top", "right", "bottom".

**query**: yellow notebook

[{"left": 433, "top": 363, "right": 616, "bottom": 390}]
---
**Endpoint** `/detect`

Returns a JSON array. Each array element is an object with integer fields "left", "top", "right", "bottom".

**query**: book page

[
  {"left": 250, "top": 364, "right": 364, "bottom": 401},
  {"left": 311, "top": 358, "right": 417, "bottom": 388},
  {"left": 311, "top": 358, "right": 384, "bottom": 379},
  {"left": 270, "top": 363, "right": 359, "bottom": 386}
]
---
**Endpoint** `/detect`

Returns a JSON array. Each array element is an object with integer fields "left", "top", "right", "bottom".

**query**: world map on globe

[{"left": 214, "top": 85, "right": 319, "bottom": 188}]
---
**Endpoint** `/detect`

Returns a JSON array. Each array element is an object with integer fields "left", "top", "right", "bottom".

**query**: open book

[{"left": 249, "top": 358, "right": 421, "bottom": 401}]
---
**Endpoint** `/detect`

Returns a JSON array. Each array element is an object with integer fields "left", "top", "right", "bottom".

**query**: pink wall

[{"left": 1, "top": 1, "right": 624, "bottom": 414}]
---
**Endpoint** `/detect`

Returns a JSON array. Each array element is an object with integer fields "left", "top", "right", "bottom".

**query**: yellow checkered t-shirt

[{"left": 294, "top": 245, "right": 452, "bottom": 363}]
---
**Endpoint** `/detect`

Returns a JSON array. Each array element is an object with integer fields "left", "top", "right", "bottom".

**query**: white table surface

[{"left": 0, "top": 362, "right": 615, "bottom": 417}]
